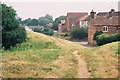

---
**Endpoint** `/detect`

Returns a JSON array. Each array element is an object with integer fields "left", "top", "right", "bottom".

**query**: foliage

[
  {"left": 93, "top": 31, "right": 103, "bottom": 40},
  {"left": 2, "top": 3, "right": 27, "bottom": 49},
  {"left": 2, "top": 27, "right": 27, "bottom": 50},
  {"left": 38, "top": 14, "right": 53, "bottom": 27},
  {"left": 70, "top": 27, "right": 88, "bottom": 40},
  {"left": 42, "top": 28, "right": 54, "bottom": 36},
  {"left": 33, "top": 27, "right": 54, "bottom": 36},
  {"left": 53, "top": 16, "right": 66, "bottom": 30},
  {"left": 33, "top": 28, "right": 43, "bottom": 33},
  {"left": 27, "top": 19, "right": 39, "bottom": 26},
  {"left": 21, "top": 18, "right": 39, "bottom": 26},
  {"left": 21, "top": 14, "right": 53, "bottom": 27},
  {"left": 96, "top": 33, "right": 120, "bottom": 46}
]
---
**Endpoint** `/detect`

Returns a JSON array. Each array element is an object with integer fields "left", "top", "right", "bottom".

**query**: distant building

[
  {"left": 65, "top": 12, "right": 90, "bottom": 31},
  {"left": 88, "top": 9, "right": 120, "bottom": 45},
  {"left": 58, "top": 20, "right": 66, "bottom": 33}
]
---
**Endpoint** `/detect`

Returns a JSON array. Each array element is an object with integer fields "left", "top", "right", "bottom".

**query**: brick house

[
  {"left": 88, "top": 9, "right": 120, "bottom": 45},
  {"left": 65, "top": 12, "right": 90, "bottom": 31}
]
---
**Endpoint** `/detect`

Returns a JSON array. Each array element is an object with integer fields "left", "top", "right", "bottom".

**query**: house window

[
  {"left": 103, "top": 26, "right": 108, "bottom": 32},
  {"left": 79, "top": 21, "right": 84, "bottom": 25},
  {"left": 72, "top": 24, "right": 75, "bottom": 28}
]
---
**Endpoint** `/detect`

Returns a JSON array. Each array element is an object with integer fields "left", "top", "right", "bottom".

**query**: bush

[
  {"left": 96, "top": 33, "right": 120, "bottom": 46},
  {"left": 42, "top": 28, "right": 54, "bottom": 36},
  {"left": 2, "top": 3, "right": 27, "bottom": 49},
  {"left": 33, "top": 27, "right": 54, "bottom": 36},
  {"left": 33, "top": 28, "right": 43, "bottom": 33},
  {"left": 114, "top": 33, "right": 120, "bottom": 41},
  {"left": 93, "top": 31, "right": 103, "bottom": 40},
  {"left": 70, "top": 27, "right": 88, "bottom": 40},
  {"left": 2, "top": 27, "right": 27, "bottom": 49}
]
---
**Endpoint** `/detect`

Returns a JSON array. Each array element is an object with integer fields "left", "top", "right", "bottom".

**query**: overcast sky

[{"left": 1, "top": 0, "right": 119, "bottom": 20}]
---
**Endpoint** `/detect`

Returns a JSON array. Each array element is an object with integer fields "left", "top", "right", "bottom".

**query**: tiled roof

[
  {"left": 83, "top": 15, "right": 91, "bottom": 21},
  {"left": 79, "top": 15, "right": 89, "bottom": 21},
  {"left": 90, "top": 11, "right": 120, "bottom": 26},
  {"left": 91, "top": 16, "right": 120, "bottom": 26},
  {"left": 67, "top": 12, "right": 88, "bottom": 24},
  {"left": 97, "top": 12, "right": 108, "bottom": 16},
  {"left": 97, "top": 11, "right": 120, "bottom": 16}
]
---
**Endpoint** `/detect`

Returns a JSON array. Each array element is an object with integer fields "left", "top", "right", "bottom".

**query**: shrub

[
  {"left": 70, "top": 27, "right": 88, "bottom": 40},
  {"left": 96, "top": 33, "right": 120, "bottom": 46},
  {"left": 2, "top": 27, "right": 27, "bottom": 49},
  {"left": 93, "top": 31, "right": 103, "bottom": 40},
  {"left": 33, "top": 27, "right": 54, "bottom": 36},
  {"left": 43, "top": 28, "right": 54, "bottom": 36},
  {"left": 114, "top": 33, "right": 120, "bottom": 41},
  {"left": 33, "top": 28, "right": 43, "bottom": 33},
  {"left": 2, "top": 4, "right": 27, "bottom": 49}
]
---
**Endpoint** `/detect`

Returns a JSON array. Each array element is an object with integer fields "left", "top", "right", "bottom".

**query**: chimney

[
  {"left": 108, "top": 11, "right": 112, "bottom": 17},
  {"left": 111, "top": 9, "right": 115, "bottom": 12},
  {"left": 90, "top": 9, "right": 96, "bottom": 19},
  {"left": 108, "top": 9, "right": 115, "bottom": 17}
]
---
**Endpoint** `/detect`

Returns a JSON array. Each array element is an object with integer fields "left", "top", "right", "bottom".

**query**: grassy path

[{"left": 73, "top": 51, "right": 90, "bottom": 78}]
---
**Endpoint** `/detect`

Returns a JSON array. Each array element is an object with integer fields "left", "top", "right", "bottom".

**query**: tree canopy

[
  {"left": 2, "top": 3, "right": 27, "bottom": 49},
  {"left": 21, "top": 14, "right": 53, "bottom": 27},
  {"left": 38, "top": 14, "right": 53, "bottom": 27}
]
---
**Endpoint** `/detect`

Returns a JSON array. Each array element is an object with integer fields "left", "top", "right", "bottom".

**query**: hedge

[{"left": 96, "top": 33, "right": 120, "bottom": 46}]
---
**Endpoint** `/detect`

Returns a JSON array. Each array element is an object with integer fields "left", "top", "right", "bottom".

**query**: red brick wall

[
  {"left": 95, "top": 25, "right": 118, "bottom": 34},
  {"left": 65, "top": 17, "right": 72, "bottom": 32},
  {"left": 88, "top": 26, "right": 96, "bottom": 45},
  {"left": 75, "top": 21, "right": 79, "bottom": 28},
  {"left": 88, "top": 25, "right": 118, "bottom": 45}
]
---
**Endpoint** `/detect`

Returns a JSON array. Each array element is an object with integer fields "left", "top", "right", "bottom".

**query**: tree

[
  {"left": 21, "top": 18, "right": 39, "bottom": 26},
  {"left": 53, "top": 16, "right": 66, "bottom": 30},
  {"left": 2, "top": 3, "right": 27, "bottom": 49},
  {"left": 70, "top": 27, "right": 88, "bottom": 40},
  {"left": 38, "top": 14, "right": 53, "bottom": 27},
  {"left": 44, "top": 14, "right": 53, "bottom": 21},
  {"left": 27, "top": 19, "right": 39, "bottom": 26}
]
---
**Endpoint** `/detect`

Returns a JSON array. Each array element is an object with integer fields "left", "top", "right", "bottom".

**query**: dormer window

[{"left": 103, "top": 26, "right": 108, "bottom": 32}]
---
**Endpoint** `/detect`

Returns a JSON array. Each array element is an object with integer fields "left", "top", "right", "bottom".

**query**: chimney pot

[
  {"left": 90, "top": 9, "right": 96, "bottom": 19},
  {"left": 111, "top": 9, "right": 115, "bottom": 12}
]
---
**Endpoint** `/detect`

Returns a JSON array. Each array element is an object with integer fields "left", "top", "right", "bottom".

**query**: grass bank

[{"left": 2, "top": 31, "right": 119, "bottom": 78}]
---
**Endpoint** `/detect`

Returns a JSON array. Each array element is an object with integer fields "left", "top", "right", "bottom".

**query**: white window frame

[
  {"left": 79, "top": 21, "right": 81, "bottom": 26},
  {"left": 103, "top": 26, "right": 108, "bottom": 32},
  {"left": 72, "top": 24, "right": 75, "bottom": 28}
]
